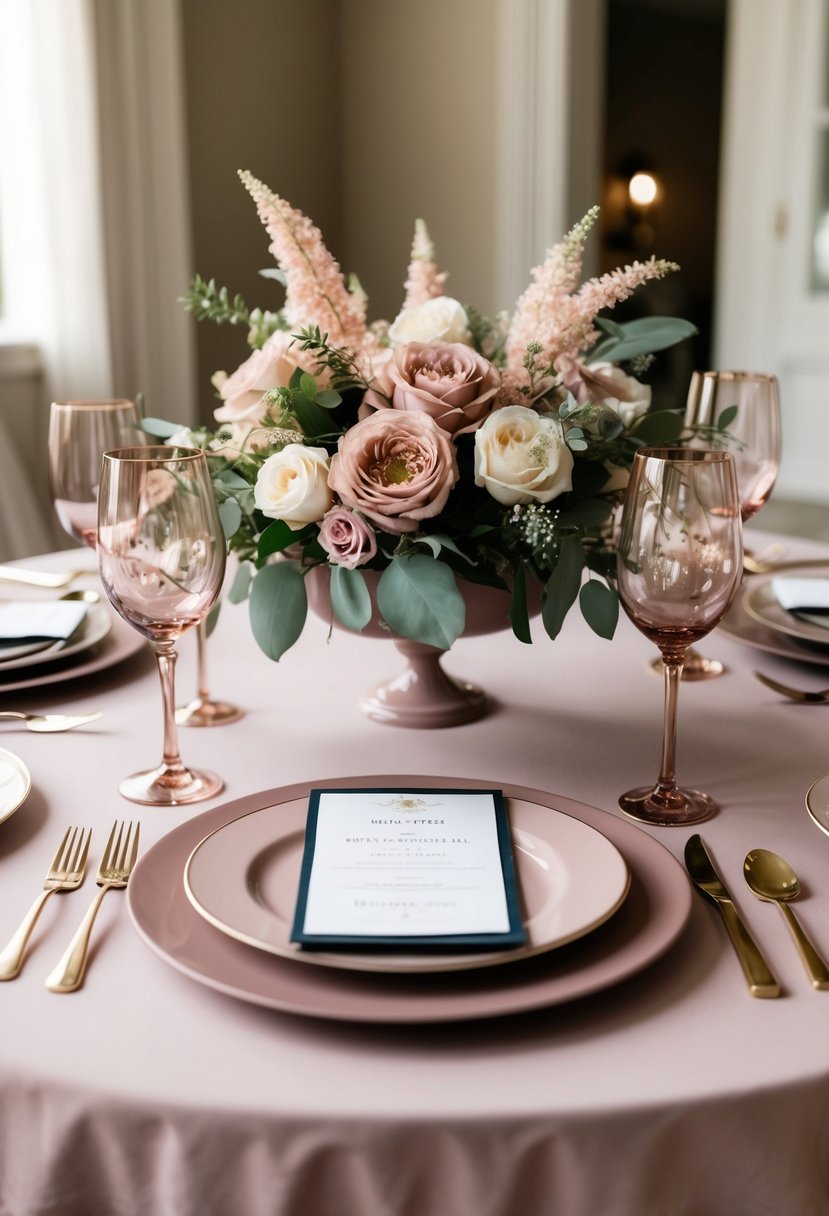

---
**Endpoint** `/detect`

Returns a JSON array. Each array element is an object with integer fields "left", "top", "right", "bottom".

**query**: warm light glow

[{"left": 629, "top": 172, "right": 658, "bottom": 207}]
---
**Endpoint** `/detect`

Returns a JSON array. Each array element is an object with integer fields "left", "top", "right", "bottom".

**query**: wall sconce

[{"left": 628, "top": 170, "right": 659, "bottom": 209}]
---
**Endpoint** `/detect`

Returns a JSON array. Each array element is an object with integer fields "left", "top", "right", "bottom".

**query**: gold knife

[{"left": 684, "top": 834, "right": 781, "bottom": 998}]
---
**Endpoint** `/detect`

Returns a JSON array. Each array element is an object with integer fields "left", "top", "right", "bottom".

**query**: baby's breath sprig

[{"left": 504, "top": 503, "right": 561, "bottom": 573}]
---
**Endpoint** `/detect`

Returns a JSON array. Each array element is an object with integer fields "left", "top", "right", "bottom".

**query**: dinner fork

[
  {"left": 0, "top": 826, "right": 91, "bottom": 980},
  {"left": 753, "top": 671, "right": 829, "bottom": 704},
  {"left": 46, "top": 820, "right": 140, "bottom": 993}
]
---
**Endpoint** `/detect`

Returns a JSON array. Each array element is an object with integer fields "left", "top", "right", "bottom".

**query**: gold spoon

[{"left": 743, "top": 849, "right": 829, "bottom": 989}]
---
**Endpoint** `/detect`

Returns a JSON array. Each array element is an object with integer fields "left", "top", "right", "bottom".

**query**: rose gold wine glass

[
  {"left": 617, "top": 447, "right": 743, "bottom": 825},
  {"left": 48, "top": 399, "right": 144, "bottom": 547},
  {"left": 97, "top": 446, "right": 226, "bottom": 805},
  {"left": 677, "top": 370, "right": 781, "bottom": 680}
]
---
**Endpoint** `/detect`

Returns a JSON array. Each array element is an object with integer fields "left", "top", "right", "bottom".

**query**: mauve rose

[
  {"left": 363, "top": 342, "right": 500, "bottom": 437},
  {"left": 328, "top": 411, "right": 458, "bottom": 535},
  {"left": 214, "top": 331, "right": 313, "bottom": 426},
  {"left": 318, "top": 506, "right": 377, "bottom": 569}
]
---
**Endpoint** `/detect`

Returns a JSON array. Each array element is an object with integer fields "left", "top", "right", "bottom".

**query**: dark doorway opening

[{"left": 600, "top": 0, "right": 727, "bottom": 410}]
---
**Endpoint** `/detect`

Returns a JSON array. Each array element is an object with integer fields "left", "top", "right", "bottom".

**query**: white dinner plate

[
  {"left": 0, "top": 638, "right": 64, "bottom": 664},
  {"left": 0, "top": 747, "right": 32, "bottom": 825},
  {"left": 184, "top": 796, "right": 631, "bottom": 974},
  {"left": 741, "top": 571, "right": 829, "bottom": 650}
]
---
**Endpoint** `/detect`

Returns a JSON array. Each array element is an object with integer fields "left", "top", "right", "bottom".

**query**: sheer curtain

[{"left": 0, "top": 0, "right": 195, "bottom": 557}]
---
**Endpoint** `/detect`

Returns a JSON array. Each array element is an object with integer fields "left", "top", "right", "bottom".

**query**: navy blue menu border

[{"left": 290, "top": 787, "right": 527, "bottom": 951}]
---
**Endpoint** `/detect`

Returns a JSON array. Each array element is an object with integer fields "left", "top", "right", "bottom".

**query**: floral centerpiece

[{"left": 151, "top": 171, "right": 694, "bottom": 661}]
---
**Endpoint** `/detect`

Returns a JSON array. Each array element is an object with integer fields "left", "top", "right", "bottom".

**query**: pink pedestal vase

[{"left": 305, "top": 567, "right": 523, "bottom": 729}]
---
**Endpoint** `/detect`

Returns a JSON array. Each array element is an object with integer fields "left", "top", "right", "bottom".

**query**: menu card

[{"left": 290, "top": 788, "right": 526, "bottom": 950}]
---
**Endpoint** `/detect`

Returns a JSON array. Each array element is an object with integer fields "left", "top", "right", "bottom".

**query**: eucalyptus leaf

[
  {"left": 228, "top": 562, "right": 252, "bottom": 604},
  {"left": 579, "top": 579, "right": 619, "bottom": 640},
  {"left": 141, "top": 417, "right": 181, "bottom": 439},
  {"left": 248, "top": 561, "right": 307, "bottom": 660},
  {"left": 717, "top": 403, "right": 739, "bottom": 431},
  {"left": 587, "top": 317, "right": 698, "bottom": 363},
  {"left": 376, "top": 555, "right": 465, "bottom": 649},
  {"left": 541, "top": 534, "right": 584, "bottom": 640},
  {"left": 315, "top": 390, "right": 342, "bottom": 408},
  {"left": 300, "top": 373, "right": 318, "bottom": 400},
  {"left": 217, "top": 468, "right": 251, "bottom": 491},
  {"left": 330, "top": 565, "right": 372, "bottom": 631},
  {"left": 259, "top": 267, "right": 287, "bottom": 284},
  {"left": 218, "top": 497, "right": 242, "bottom": 539},
  {"left": 508, "top": 562, "right": 532, "bottom": 644}
]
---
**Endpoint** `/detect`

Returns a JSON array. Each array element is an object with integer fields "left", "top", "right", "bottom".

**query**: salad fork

[
  {"left": 0, "top": 826, "right": 91, "bottom": 980},
  {"left": 46, "top": 820, "right": 140, "bottom": 993},
  {"left": 0, "top": 564, "right": 91, "bottom": 589},
  {"left": 753, "top": 672, "right": 829, "bottom": 704}
]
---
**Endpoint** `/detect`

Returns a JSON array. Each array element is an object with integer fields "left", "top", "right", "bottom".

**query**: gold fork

[
  {"left": 45, "top": 820, "right": 140, "bottom": 994},
  {"left": 0, "top": 826, "right": 92, "bottom": 980},
  {"left": 754, "top": 671, "right": 829, "bottom": 704}
]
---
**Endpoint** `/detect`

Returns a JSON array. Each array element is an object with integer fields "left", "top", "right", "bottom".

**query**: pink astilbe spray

[
  {"left": 402, "top": 219, "right": 448, "bottom": 309},
  {"left": 504, "top": 206, "right": 678, "bottom": 394},
  {"left": 239, "top": 170, "right": 367, "bottom": 350}
]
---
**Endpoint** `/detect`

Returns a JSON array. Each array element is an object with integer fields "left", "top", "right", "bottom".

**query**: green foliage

[
  {"left": 376, "top": 556, "right": 466, "bottom": 650},
  {"left": 579, "top": 579, "right": 619, "bottom": 639},
  {"left": 508, "top": 562, "right": 532, "bottom": 644},
  {"left": 228, "top": 562, "right": 252, "bottom": 604},
  {"left": 330, "top": 565, "right": 372, "bottom": 631},
  {"left": 542, "top": 534, "right": 584, "bottom": 640},
  {"left": 587, "top": 316, "right": 698, "bottom": 363},
  {"left": 629, "top": 409, "right": 685, "bottom": 446},
  {"left": 180, "top": 275, "right": 284, "bottom": 348},
  {"left": 292, "top": 325, "right": 375, "bottom": 393},
  {"left": 249, "top": 562, "right": 307, "bottom": 660}
]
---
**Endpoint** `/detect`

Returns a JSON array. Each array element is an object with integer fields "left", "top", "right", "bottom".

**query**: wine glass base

[
  {"left": 119, "top": 764, "right": 224, "bottom": 806},
  {"left": 618, "top": 785, "right": 718, "bottom": 827},
  {"left": 649, "top": 654, "right": 726, "bottom": 681},
  {"left": 175, "top": 697, "right": 244, "bottom": 727}
]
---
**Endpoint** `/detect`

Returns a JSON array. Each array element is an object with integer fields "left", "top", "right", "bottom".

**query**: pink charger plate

[{"left": 127, "top": 775, "right": 693, "bottom": 1024}]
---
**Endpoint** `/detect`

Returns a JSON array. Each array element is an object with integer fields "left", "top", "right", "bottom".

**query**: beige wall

[
  {"left": 180, "top": 0, "right": 502, "bottom": 414},
  {"left": 339, "top": 0, "right": 501, "bottom": 323},
  {"left": 181, "top": 0, "right": 344, "bottom": 421}
]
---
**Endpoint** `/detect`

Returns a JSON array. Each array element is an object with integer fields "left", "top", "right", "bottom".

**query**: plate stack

[{"left": 127, "top": 776, "right": 693, "bottom": 1025}]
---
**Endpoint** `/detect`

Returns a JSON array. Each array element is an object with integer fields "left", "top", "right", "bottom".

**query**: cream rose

[
  {"left": 563, "top": 360, "right": 651, "bottom": 428},
  {"left": 474, "top": 405, "right": 574, "bottom": 506},
  {"left": 363, "top": 342, "right": 500, "bottom": 436},
  {"left": 328, "top": 411, "right": 458, "bottom": 535},
  {"left": 318, "top": 506, "right": 377, "bottom": 569},
  {"left": 387, "top": 296, "right": 471, "bottom": 346},
  {"left": 254, "top": 444, "right": 333, "bottom": 530},
  {"left": 214, "top": 331, "right": 313, "bottom": 426}
]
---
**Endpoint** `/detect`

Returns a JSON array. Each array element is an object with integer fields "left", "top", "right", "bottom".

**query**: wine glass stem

[
  {"left": 153, "top": 643, "right": 185, "bottom": 769},
  {"left": 196, "top": 619, "right": 210, "bottom": 701},
  {"left": 656, "top": 656, "right": 684, "bottom": 797}
]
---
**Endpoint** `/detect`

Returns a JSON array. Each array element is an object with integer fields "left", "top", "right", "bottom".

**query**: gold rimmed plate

[
  {"left": 806, "top": 772, "right": 829, "bottom": 838},
  {"left": 184, "top": 796, "right": 631, "bottom": 975},
  {"left": 741, "top": 571, "right": 829, "bottom": 650},
  {"left": 0, "top": 748, "right": 32, "bottom": 825}
]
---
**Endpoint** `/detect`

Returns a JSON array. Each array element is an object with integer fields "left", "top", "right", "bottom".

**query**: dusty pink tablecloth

[{"left": 1, "top": 535, "right": 829, "bottom": 1215}]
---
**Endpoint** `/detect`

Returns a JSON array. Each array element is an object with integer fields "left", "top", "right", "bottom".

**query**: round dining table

[{"left": 1, "top": 532, "right": 828, "bottom": 1216}]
